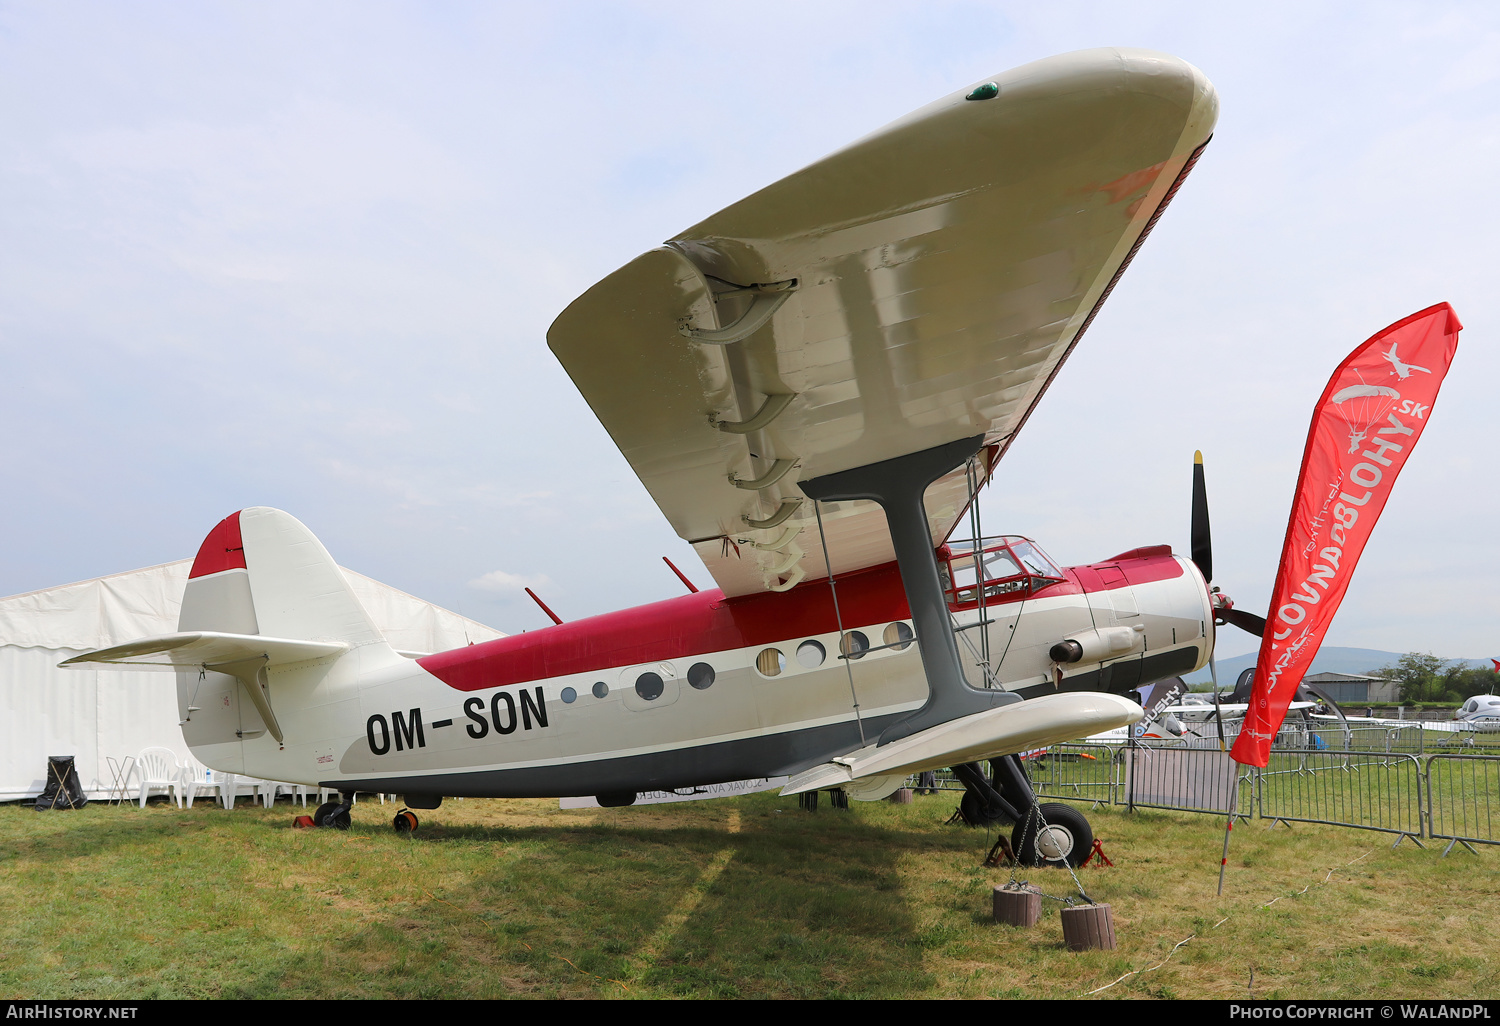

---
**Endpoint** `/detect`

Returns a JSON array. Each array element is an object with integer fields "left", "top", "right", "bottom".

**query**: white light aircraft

[{"left": 66, "top": 49, "right": 1247, "bottom": 866}]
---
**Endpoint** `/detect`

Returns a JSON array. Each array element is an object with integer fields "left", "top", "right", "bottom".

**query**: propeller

[
  {"left": 1191, "top": 450, "right": 1265, "bottom": 750},
  {"left": 1190, "top": 450, "right": 1266, "bottom": 640}
]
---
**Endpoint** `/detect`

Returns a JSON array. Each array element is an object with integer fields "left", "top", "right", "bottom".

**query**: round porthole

[
  {"left": 883, "top": 622, "right": 914, "bottom": 652},
  {"left": 635, "top": 672, "right": 664, "bottom": 701},
  {"left": 796, "top": 640, "right": 826, "bottom": 668},
  {"left": 840, "top": 631, "right": 870, "bottom": 660},
  {"left": 756, "top": 648, "right": 786, "bottom": 677},
  {"left": 688, "top": 662, "right": 715, "bottom": 690},
  {"left": 561, "top": 686, "right": 577, "bottom": 704},
  {"left": 592, "top": 681, "right": 609, "bottom": 699}
]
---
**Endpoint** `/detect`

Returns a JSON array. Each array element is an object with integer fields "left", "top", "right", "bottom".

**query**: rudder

[{"left": 180, "top": 507, "right": 386, "bottom": 647}]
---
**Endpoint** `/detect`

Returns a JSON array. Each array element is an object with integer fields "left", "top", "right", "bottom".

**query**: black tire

[
  {"left": 1011, "top": 803, "right": 1092, "bottom": 868},
  {"left": 329, "top": 810, "right": 352, "bottom": 831},
  {"left": 313, "top": 801, "right": 341, "bottom": 828},
  {"left": 393, "top": 810, "right": 418, "bottom": 834},
  {"left": 959, "top": 789, "right": 1005, "bottom": 828}
]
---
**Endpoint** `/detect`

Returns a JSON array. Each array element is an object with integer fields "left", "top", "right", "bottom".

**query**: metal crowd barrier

[
  {"left": 896, "top": 736, "right": 1499, "bottom": 855},
  {"left": 1425, "top": 754, "right": 1500, "bottom": 855},
  {"left": 1255, "top": 749, "right": 1426, "bottom": 844},
  {"left": 1122, "top": 743, "right": 1254, "bottom": 817},
  {"left": 1026, "top": 744, "right": 1118, "bottom": 806}
]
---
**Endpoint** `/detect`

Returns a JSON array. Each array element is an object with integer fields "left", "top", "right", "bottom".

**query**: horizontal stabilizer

[
  {"left": 59, "top": 632, "right": 348, "bottom": 671},
  {"left": 781, "top": 692, "right": 1141, "bottom": 795}
]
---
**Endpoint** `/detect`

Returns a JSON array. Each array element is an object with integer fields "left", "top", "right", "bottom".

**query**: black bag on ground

[{"left": 35, "top": 755, "right": 88, "bottom": 810}]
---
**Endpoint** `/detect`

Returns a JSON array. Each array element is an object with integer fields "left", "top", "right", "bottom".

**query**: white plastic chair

[
  {"left": 136, "top": 747, "right": 182, "bottom": 808},
  {"left": 217, "top": 774, "right": 267, "bottom": 810},
  {"left": 179, "top": 758, "right": 223, "bottom": 809}
]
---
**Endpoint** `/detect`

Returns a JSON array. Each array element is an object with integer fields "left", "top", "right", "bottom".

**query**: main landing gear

[
  {"left": 1013, "top": 802, "right": 1092, "bottom": 869},
  {"left": 954, "top": 756, "right": 1094, "bottom": 868}
]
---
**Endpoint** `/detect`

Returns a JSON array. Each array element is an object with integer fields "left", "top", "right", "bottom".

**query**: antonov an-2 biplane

[{"left": 67, "top": 49, "right": 1236, "bottom": 866}]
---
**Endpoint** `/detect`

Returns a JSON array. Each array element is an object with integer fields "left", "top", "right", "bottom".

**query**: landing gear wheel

[
  {"left": 959, "top": 789, "right": 1005, "bottom": 828},
  {"left": 313, "top": 800, "right": 351, "bottom": 831},
  {"left": 393, "top": 810, "right": 418, "bottom": 834},
  {"left": 1011, "top": 803, "right": 1092, "bottom": 868}
]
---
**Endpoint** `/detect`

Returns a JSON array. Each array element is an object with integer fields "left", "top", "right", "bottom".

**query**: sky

[{"left": 2, "top": 2, "right": 1496, "bottom": 660}]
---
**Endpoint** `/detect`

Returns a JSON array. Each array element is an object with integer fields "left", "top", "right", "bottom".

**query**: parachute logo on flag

[{"left": 1329, "top": 384, "right": 1402, "bottom": 454}]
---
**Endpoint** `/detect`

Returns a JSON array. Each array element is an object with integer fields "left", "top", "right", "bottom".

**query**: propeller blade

[
  {"left": 1191, "top": 451, "right": 1212, "bottom": 583},
  {"left": 1222, "top": 607, "right": 1267, "bottom": 637}
]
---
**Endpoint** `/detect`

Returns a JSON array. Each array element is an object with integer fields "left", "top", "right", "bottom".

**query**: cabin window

[
  {"left": 561, "top": 686, "right": 577, "bottom": 704},
  {"left": 592, "top": 681, "right": 609, "bottom": 699},
  {"left": 756, "top": 648, "right": 785, "bottom": 676},
  {"left": 635, "top": 672, "right": 665, "bottom": 700},
  {"left": 883, "top": 622, "right": 914, "bottom": 651},
  {"left": 688, "top": 662, "right": 715, "bottom": 690},
  {"left": 840, "top": 631, "right": 869, "bottom": 660},
  {"left": 796, "top": 640, "right": 826, "bottom": 668}
]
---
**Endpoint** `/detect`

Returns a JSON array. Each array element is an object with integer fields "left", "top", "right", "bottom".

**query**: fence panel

[
  {"left": 1256, "top": 749, "right": 1424, "bottom": 839},
  {"left": 1425, "top": 754, "right": 1500, "bottom": 848},
  {"left": 1124, "top": 743, "right": 1253, "bottom": 817},
  {"left": 1026, "top": 744, "right": 1117, "bottom": 805}
]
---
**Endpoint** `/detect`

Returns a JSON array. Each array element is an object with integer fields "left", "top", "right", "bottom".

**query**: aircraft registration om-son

[{"left": 65, "top": 49, "right": 1223, "bottom": 831}]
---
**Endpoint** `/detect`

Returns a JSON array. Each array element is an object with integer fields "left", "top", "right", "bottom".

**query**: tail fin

[
  {"left": 64, "top": 507, "right": 393, "bottom": 771},
  {"left": 181, "top": 507, "right": 385, "bottom": 647}
]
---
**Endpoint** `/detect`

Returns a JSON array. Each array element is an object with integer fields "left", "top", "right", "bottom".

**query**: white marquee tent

[{"left": 0, "top": 560, "right": 506, "bottom": 802}]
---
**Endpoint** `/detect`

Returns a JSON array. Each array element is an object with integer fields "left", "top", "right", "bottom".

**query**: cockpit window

[
  {"left": 942, "top": 535, "right": 1061, "bottom": 610},
  {"left": 1009, "top": 540, "right": 1063, "bottom": 578}
]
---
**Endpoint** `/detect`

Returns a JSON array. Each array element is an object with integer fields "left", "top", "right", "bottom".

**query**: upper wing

[{"left": 549, "top": 48, "right": 1218, "bottom": 597}]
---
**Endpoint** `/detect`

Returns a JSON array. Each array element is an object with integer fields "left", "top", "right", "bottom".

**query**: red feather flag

[{"left": 1231, "top": 303, "right": 1462, "bottom": 767}]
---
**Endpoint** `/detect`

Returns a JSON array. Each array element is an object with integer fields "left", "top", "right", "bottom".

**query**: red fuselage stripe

[
  {"left": 419, "top": 562, "right": 914, "bottom": 692},
  {"left": 414, "top": 552, "right": 1185, "bottom": 693}
]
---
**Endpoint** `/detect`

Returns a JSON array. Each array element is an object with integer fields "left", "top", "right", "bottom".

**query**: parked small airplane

[{"left": 65, "top": 49, "right": 1249, "bottom": 866}]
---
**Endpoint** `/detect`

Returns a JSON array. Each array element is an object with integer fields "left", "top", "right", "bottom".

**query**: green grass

[{"left": 0, "top": 792, "right": 1497, "bottom": 999}]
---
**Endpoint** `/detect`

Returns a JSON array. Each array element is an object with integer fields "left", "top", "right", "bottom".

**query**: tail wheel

[
  {"left": 313, "top": 801, "right": 341, "bottom": 828},
  {"left": 1011, "top": 803, "right": 1092, "bottom": 868},
  {"left": 393, "top": 810, "right": 419, "bottom": 834}
]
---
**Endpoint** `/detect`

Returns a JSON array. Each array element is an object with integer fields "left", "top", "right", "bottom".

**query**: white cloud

[{"left": 467, "top": 570, "right": 553, "bottom": 595}]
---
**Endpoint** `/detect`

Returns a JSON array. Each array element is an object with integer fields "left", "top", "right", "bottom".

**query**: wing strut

[
  {"left": 801, "top": 436, "right": 1021, "bottom": 745},
  {"left": 812, "top": 498, "right": 867, "bottom": 747}
]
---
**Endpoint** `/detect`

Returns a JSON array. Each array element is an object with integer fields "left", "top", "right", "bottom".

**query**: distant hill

[{"left": 1182, "top": 647, "right": 1491, "bottom": 686}]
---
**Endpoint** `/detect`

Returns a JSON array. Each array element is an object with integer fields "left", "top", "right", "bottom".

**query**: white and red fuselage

[{"left": 170, "top": 510, "right": 1212, "bottom": 800}]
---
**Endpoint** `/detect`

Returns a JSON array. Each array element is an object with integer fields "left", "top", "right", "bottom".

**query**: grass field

[{"left": 0, "top": 791, "right": 1496, "bottom": 1000}]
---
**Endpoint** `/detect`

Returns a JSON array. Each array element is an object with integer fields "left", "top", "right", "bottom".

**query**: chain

[{"left": 1006, "top": 793, "right": 1097, "bottom": 906}]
